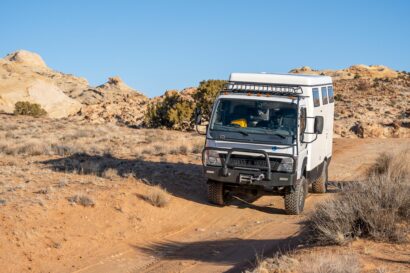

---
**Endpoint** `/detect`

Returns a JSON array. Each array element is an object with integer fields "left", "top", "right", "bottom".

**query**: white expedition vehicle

[{"left": 195, "top": 72, "right": 334, "bottom": 215}]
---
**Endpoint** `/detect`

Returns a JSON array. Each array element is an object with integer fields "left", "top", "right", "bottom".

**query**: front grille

[{"left": 220, "top": 154, "right": 281, "bottom": 171}]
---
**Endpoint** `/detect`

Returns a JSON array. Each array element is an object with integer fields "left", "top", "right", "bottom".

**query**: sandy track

[{"left": 72, "top": 138, "right": 408, "bottom": 273}]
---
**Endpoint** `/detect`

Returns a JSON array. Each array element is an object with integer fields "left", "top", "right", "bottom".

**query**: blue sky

[{"left": 1, "top": 0, "right": 409, "bottom": 97}]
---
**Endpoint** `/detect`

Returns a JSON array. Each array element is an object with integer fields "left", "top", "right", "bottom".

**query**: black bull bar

[{"left": 202, "top": 147, "right": 297, "bottom": 181}]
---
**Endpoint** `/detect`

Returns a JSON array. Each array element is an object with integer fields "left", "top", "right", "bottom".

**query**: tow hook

[{"left": 254, "top": 174, "right": 265, "bottom": 181}]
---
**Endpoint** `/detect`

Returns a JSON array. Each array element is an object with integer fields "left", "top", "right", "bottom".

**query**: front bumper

[
  {"left": 204, "top": 166, "right": 296, "bottom": 188},
  {"left": 202, "top": 147, "right": 297, "bottom": 189}
]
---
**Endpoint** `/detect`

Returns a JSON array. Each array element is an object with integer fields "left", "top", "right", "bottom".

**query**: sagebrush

[
  {"left": 304, "top": 149, "right": 410, "bottom": 245},
  {"left": 14, "top": 101, "right": 47, "bottom": 117},
  {"left": 250, "top": 252, "right": 360, "bottom": 273},
  {"left": 144, "top": 185, "right": 170, "bottom": 207}
]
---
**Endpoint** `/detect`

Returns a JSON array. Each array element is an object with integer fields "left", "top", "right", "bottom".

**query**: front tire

[
  {"left": 284, "top": 176, "right": 307, "bottom": 215},
  {"left": 207, "top": 180, "right": 225, "bottom": 206},
  {"left": 312, "top": 161, "right": 328, "bottom": 193}
]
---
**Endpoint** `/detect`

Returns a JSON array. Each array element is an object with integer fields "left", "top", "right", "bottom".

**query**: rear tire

[
  {"left": 312, "top": 161, "right": 328, "bottom": 193},
  {"left": 284, "top": 176, "right": 307, "bottom": 215},
  {"left": 207, "top": 180, "right": 225, "bottom": 206}
]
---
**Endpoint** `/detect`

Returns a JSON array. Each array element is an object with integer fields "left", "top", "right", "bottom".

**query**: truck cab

[{"left": 196, "top": 73, "right": 334, "bottom": 215}]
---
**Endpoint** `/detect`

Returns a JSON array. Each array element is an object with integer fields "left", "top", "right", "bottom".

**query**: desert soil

[{"left": 0, "top": 124, "right": 409, "bottom": 272}]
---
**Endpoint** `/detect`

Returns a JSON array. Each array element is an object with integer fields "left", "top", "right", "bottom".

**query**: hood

[{"left": 206, "top": 139, "right": 295, "bottom": 157}]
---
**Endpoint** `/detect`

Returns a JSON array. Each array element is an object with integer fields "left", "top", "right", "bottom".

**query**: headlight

[
  {"left": 277, "top": 157, "right": 294, "bottom": 173},
  {"left": 204, "top": 150, "right": 222, "bottom": 166}
]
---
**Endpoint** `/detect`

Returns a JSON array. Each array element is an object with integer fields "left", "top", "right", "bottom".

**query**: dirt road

[{"left": 67, "top": 138, "right": 407, "bottom": 273}]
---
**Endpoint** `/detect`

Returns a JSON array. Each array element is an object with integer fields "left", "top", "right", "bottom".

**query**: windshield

[{"left": 209, "top": 98, "right": 297, "bottom": 144}]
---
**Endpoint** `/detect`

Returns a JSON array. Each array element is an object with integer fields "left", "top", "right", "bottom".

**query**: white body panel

[{"left": 305, "top": 86, "right": 334, "bottom": 171}]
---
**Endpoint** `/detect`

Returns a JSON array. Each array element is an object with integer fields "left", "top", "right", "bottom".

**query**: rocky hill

[
  {"left": 290, "top": 65, "right": 410, "bottom": 137},
  {"left": 76, "top": 76, "right": 148, "bottom": 126},
  {"left": 289, "top": 64, "right": 399, "bottom": 80},
  {"left": 0, "top": 50, "right": 148, "bottom": 126}
]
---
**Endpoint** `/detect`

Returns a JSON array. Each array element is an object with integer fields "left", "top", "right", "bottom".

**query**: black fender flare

[{"left": 301, "top": 157, "right": 308, "bottom": 179}]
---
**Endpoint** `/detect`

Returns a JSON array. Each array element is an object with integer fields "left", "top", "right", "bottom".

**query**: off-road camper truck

[{"left": 195, "top": 73, "right": 334, "bottom": 215}]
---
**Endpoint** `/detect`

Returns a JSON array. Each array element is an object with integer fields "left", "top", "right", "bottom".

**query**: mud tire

[
  {"left": 207, "top": 180, "right": 225, "bottom": 206},
  {"left": 284, "top": 176, "right": 307, "bottom": 215},
  {"left": 312, "top": 161, "right": 328, "bottom": 193}
]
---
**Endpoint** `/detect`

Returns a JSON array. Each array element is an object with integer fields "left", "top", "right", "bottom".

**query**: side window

[
  {"left": 312, "top": 88, "right": 320, "bottom": 107},
  {"left": 299, "top": 107, "right": 306, "bottom": 139},
  {"left": 328, "top": 86, "right": 334, "bottom": 103},
  {"left": 321, "top": 87, "right": 328, "bottom": 105}
]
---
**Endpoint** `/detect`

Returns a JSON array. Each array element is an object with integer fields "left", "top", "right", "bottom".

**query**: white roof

[{"left": 229, "top": 72, "right": 332, "bottom": 86}]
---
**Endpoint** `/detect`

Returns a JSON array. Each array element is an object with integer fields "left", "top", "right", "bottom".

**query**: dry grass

[
  {"left": 0, "top": 115, "right": 204, "bottom": 158},
  {"left": 102, "top": 168, "right": 120, "bottom": 180},
  {"left": 304, "top": 149, "right": 410, "bottom": 245},
  {"left": 250, "top": 252, "right": 360, "bottom": 273},
  {"left": 144, "top": 185, "right": 170, "bottom": 207},
  {"left": 367, "top": 150, "right": 409, "bottom": 180},
  {"left": 67, "top": 194, "right": 96, "bottom": 207}
]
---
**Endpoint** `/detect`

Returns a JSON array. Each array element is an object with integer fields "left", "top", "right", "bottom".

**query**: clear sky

[{"left": 1, "top": 0, "right": 409, "bottom": 97}]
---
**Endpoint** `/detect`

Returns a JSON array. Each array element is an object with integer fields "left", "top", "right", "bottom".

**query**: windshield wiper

[
  {"left": 237, "top": 130, "right": 249, "bottom": 136},
  {"left": 270, "top": 133, "right": 286, "bottom": 139}
]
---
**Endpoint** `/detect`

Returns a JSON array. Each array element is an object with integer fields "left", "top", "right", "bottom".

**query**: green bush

[
  {"left": 167, "top": 100, "right": 195, "bottom": 130},
  {"left": 145, "top": 90, "right": 195, "bottom": 130},
  {"left": 14, "top": 101, "right": 47, "bottom": 117},
  {"left": 193, "top": 79, "right": 227, "bottom": 121},
  {"left": 145, "top": 79, "right": 226, "bottom": 130},
  {"left": 334, "top": 94, "right": 343, "bottom": 101}
]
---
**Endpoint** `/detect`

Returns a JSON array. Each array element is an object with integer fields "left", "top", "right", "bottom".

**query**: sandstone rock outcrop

[
  {"left": 0, "top": 50, "right": 148, "bottom": 125},
  {"left": 4, "top": 50, "right": 48, "bottom": 68},
  {"left": 0, "top": 50, "right": 82, "bottom": 118},
  {"left": 77, "top": 76, "right": 148, "bottom": 127},
  {"left": 290, "top": 64, "right": 399, "bottom": 80}
]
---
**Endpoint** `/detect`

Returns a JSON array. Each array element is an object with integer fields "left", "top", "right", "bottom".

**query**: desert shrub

[
  {"left": 50, "top": 144, "right": 77, "bottom": 156},
  {"left": 17, "top": 142, "right": 51, "bottom": 156},
  {"left": 68, "top": 194, "right": 95, "bottom": 207},
  {"left": 145, "top": 79, "right": 226, "bottom": 129},
  {"left": 193, "top": 79, "right": 227, "bottom": 120},
  {"left": 145, "top": 90, "right": 195, "bottom": 130},
  {"left": 14, "top": 101, "right": 47, "bottom": 117},
  {"left": 0, "top": 140, "right": 52, "bottom": 156},
  {"left": 144, "top": 185, "right": 170, "bottom": 207},
  {"left": 334, "top": 94, "right": 343, "bottom": 101},
  {"left": 367, "top": 151, "right": 409, "bottom": 180},
  {"left": 167, "top": 99, "right": 195, "bottom": 130},
  {"left": 304, "top": 150, "right": 410, "bottom": 245},
  {"left": 357, "top": 80, "right": 371, "bottom": 91},
  {"left": 250, "top": 252, "right": 360, "bottom": 273},
  {"left": 102, "top": 168, "right": 120, "bottom": 180}
]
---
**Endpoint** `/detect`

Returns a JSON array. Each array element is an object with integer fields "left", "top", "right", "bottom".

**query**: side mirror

[
  {"left": 314, "top": 116, "right": 324, "bottom": 134},
  {"left": 194, "top": 108, "right": 202, "bottom": 125}
]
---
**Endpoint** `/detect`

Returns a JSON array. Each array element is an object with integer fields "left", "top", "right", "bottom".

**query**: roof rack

[{"left": 222, "top": 81, "right": 303, "bottom": 96}]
